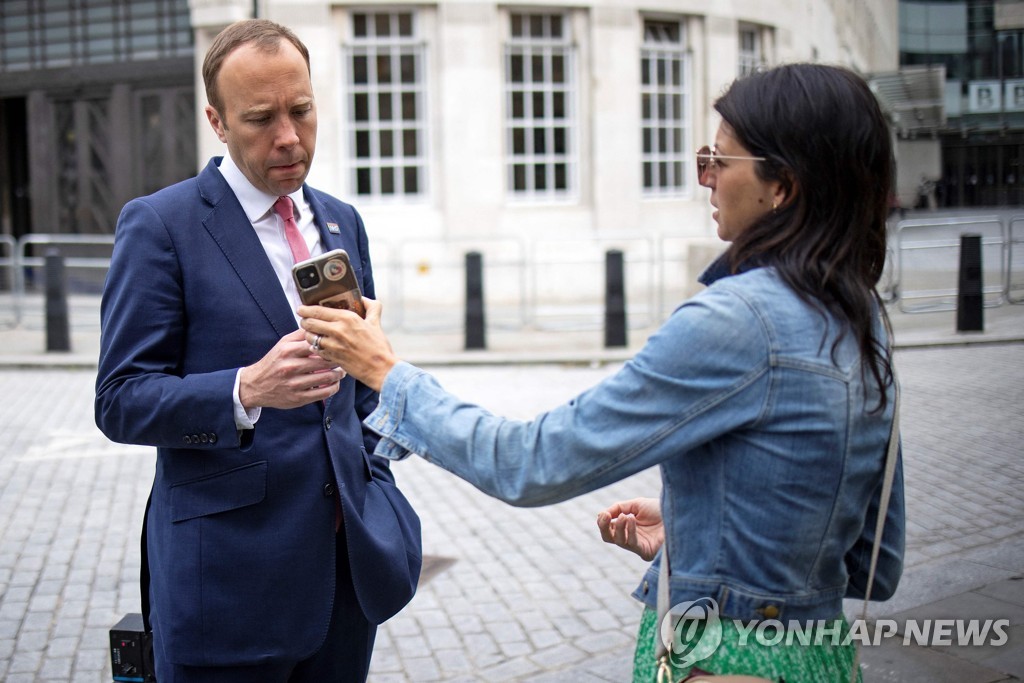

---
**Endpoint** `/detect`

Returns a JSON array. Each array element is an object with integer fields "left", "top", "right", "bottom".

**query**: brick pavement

[
  {"left": 0, "top": 370, "right": 151, "bottom": 682},
  {"left": 0, "top": 342, "right": 1022, "bottom": 682},
  {"left": 895, "top": 346, "right": 1024, "bottom": 569}
]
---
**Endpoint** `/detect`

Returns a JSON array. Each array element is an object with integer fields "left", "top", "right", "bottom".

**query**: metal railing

[
  {"left": 527, "top": 235, "right": 658, "bottom": 331},
  {"left": 893, "top": 216, "right": 1007, "bottom": 313},
  {"left": 3, "top": 234, "right": 115, "bottom": 328},
  {"left": 373, "top": 235, "right": 667, "bottom": 335},
  {"left": 15, "top": 233, "right": 116, "bottom": 289},
  {"left": 3, "top": 216, "right": 1021, "bottom": 335},
  {"left": 1009, "top": 216, "right": 1024, "bottom": 304},
  {"left": 0, "top": 235, "right": 17, "bottom": 328},
  {"left": 382, "top": 237, "right": 530, "bottom": 334}
]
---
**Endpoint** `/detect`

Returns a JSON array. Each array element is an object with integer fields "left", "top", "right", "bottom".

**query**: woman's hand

[
  {"left": 298, "top": 298, "right": 398, "bottom": 393},
  {"left": 596, "top": 497, "right": 664, "bottom": 562}
]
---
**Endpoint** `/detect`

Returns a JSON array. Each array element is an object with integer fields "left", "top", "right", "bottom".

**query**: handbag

[{"left": 655, "top": 374, "right": 901, "bottom": 683}]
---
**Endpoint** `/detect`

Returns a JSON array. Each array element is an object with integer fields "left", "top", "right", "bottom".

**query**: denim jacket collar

[{"left": 698, "top": 252, "right": 762, "bottom": 287}]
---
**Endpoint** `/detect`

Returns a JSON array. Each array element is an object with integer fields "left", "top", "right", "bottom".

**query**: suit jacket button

[
  {"left": 183, "top": 435, "right": 191, "bottom": 445},
  {"left": 325, "top": 417, "right": 333, "bottom": 430},
  {"left": 323, "top": 483, "right": 336, "bottom": 497},
  {"left": 209, "top": 432, "right": 217, "bottom": 444},
  {"left": 199, "top": 433, "right": 209, "bottom": 444}
]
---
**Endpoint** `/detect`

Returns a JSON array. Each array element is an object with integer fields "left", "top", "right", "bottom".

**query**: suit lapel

[
  {"left": 304, "top": 188, "right": 352, "bottom": 255},
  {"left": 197, "top": 159, "right": 299, "bottom": 338}
]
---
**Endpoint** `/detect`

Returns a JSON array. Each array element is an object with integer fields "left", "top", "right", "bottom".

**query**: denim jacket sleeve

[
  {"left": 362, "top": 286, "right": 772, "bottom": 507},
  {"left": 844, "top": 445, "right": 906, "bottom": 600}
]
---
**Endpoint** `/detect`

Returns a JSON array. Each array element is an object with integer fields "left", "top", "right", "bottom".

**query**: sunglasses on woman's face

[{"left": 695, "top": 145, "right": 766, "bottom": 185}]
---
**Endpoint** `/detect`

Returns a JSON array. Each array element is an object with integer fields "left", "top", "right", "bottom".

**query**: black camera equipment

[{"left": 110, "top": 613, "right": 156, "bottom": 682}]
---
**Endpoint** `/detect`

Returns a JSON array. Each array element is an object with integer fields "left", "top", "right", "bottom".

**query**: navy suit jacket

[{"left": 95, "top": 158, "right": 422, "bottom": 667}]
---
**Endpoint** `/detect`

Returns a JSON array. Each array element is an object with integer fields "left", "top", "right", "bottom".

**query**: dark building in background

[
  {"left": 901, "top": 0, "right": 1024, "bottom": 206},
  {"left": 0, "top": 0, "right": 197, "bottom": 240}
]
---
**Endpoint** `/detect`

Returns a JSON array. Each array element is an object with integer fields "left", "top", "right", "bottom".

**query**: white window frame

[
  {"left": 640, "top": 18, "right": 691, "bottom": 198},
  {"left": 343, "top": 9, "right": 428, "bottom": 202},
  {"left": 738, "top": 24, "right": 767, "bottom": 77},
  {"left": 503, "top": 10, "right": 577, "bottom": 202}
]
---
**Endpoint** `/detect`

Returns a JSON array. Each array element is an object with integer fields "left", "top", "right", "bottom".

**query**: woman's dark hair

[{"left": 714, "top": 63, "right": 894, "bottom": 409}]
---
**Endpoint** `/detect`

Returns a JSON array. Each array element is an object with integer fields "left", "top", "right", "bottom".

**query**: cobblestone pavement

[{"left": 0, "top": 342, "right": 1022, "bottom": 682}]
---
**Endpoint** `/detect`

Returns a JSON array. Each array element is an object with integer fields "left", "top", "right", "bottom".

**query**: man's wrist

[{"left": 234, "top": 368, "right": 261, "bottom": 429}]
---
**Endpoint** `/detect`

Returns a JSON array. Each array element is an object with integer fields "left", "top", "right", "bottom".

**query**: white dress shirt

[
  {"left": 218, "top": 153, "right": 323, "bottom": 317},
  {"left": 218, "top": 154, "right": 323, "bottom": 429}
]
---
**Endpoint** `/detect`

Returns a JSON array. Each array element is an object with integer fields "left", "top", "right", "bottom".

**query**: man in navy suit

[{"left": 95, "top": 19, "right": 421, "bottom": 682}]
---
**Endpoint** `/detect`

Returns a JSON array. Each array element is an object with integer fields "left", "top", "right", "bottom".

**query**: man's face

[{"left": 205, "top": 40, "right": 317, "bottom": 196}]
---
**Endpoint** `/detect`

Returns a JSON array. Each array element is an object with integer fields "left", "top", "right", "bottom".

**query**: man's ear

[{"left": 205, "top": 105, "right": 228, "bottom": 144}]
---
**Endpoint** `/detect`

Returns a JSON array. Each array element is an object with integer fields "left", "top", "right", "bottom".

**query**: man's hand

[
  {"left": 238, "top": 329, "right": 345, "bottom": 410},
  {"left": 596, "top": 497, "right": 665, "bottom": 562}
]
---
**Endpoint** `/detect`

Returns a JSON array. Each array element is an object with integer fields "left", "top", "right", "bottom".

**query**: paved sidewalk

[{"left": 0, "top": 298, "right": 1022, "bottom": 682}]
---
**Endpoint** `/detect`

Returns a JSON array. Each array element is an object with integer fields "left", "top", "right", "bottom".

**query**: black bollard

[
  {"left": 465, "top": 251, "right": 486, "bottom": 350},
  {"left": 45, "top": 248, "right": 72, "bottom": 351},
  {"left": 604, "top": 250, "right": 627, "bottom": 348},
  {"left": 956, "top": 233, "right": 984, "bottom": 332}
]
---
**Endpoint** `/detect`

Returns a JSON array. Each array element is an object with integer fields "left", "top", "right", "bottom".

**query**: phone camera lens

[{"left": 298, "top": 266, "right": 319, "bottom": 289}]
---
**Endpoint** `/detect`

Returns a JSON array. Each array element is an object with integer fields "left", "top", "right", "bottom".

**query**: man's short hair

[{"left": 202, "top": 19, "right": 311, "bottom": 115}]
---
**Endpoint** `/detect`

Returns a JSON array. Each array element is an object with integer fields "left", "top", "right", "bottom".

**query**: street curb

[{"left": 1, "top": 335, "right": 1022, "bottom": 370}]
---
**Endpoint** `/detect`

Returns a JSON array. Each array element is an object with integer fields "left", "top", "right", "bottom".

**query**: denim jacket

[{"left": 365, "top": 260, "right": 905, "bottom": 622}]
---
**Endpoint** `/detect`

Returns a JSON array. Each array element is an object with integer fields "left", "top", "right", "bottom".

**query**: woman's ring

[{"left": 311, "top": 334, "right": 322, "bottom": 352}]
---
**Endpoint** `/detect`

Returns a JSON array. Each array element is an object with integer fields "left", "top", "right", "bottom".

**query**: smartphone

[{"left": 292, "top": 249, "right": 367, "bottom": 318}]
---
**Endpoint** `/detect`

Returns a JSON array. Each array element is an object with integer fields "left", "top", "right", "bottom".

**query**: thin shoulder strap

[
  {"left": 851, "top": 367, "right": 901, "bottom": 682},
  {"left": 655, "top": 524, "right": 673, "bottom": 682},
  {"left": 859, "top": 374, "right": 901, "bottom": 615}
]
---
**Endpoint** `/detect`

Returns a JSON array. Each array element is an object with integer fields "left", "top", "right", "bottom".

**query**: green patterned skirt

[{"left": 632, "top": 607, "right": 863, "bottom": 683}]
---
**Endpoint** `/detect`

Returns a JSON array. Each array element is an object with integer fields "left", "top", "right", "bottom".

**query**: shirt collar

[
  {"left": 698, "top": 251, "right": 762, "bottom": 286},
  {"left": 217, "top": 154, "right": 304, "bottom": 223}
]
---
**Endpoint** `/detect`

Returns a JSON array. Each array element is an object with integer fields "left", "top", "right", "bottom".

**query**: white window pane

[
  {"left": 345, "top": 11, "right": 427, "bottom": 201},
  {"left": 504, "top": 12, "right": 576, "bottom": 201},
  {"left": 641, "top": 19, "right": 690, "bottom": 197}
]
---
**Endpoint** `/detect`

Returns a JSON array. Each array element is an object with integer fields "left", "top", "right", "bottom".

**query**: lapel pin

[{"left": 327, "top": 222, "right": 340, "bottom": 234}]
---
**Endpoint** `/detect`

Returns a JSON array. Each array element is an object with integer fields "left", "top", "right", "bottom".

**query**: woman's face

[{"left": 702, "top": 123, "right": 783, "bottom": 242}]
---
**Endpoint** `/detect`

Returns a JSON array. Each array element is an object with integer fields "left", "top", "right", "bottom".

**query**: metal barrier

[
  {"left": 878, "top": 244, "right": 898, "bottom": 304},
  {"left": 385, "top": 237, "right": 529, "bottom": 334},
  {"left": 1009, "top": 216, "right": 1024, "bottom": 304},
  {"left": 5, "top": 220, "right": 1018, "bottom": 335},
  {"left": 528, "top": 236, "right": 657, "bottom": 331},
  {"left": 375, "top": 235, "right": 662, "bottom": 335},
  {"left": 893, "top": 216, "right": 1007, "bottom": 313},
  {"left": 15, "top": 233, "right": 116, "bottom": 286},
  {"left": 0, "top": 234, "right": 17, "bottom": 328},
  {"left": 14, "top": 233, "right": 115, "bottom": 328}
]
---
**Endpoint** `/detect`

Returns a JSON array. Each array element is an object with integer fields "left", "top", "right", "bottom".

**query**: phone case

[{"left": 292, "top": 249, "right": 367, "bottom": 318}]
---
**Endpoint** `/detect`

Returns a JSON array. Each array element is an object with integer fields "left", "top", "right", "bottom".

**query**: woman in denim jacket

[{"left": 300, "top": 64, "right": 904, "bottom": 682}]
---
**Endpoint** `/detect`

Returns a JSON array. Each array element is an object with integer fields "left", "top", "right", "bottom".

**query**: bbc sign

[{"left": 968, "top": 80, "right": 1024, "bottom": 112}]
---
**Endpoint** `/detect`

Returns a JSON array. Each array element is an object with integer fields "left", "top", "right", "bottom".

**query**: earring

[{"left": 772, "top": 200, "right": 778, "bottom": 213}]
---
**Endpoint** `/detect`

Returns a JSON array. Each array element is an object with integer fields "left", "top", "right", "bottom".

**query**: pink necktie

[
  {"left": 275, "top": 196, "right": 341, "bottom": 531},
  {"left": 273, "top": 196, "right": 310, "bottom": 263}
]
